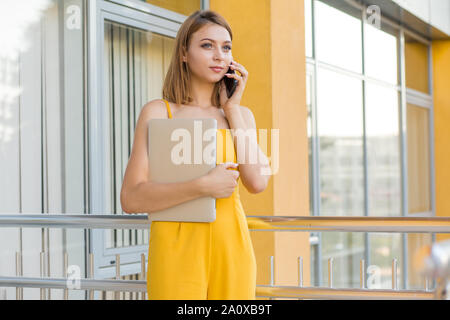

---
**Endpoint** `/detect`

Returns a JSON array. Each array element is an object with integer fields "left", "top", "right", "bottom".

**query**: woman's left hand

[{"left": 219, "top": 60, "right": 249, "bottom": 110}]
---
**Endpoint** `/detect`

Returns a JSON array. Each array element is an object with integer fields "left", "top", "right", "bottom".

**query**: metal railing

[
  {"left": 1, "top": 214, "right": 449, "bottom": 232},
  {"left": 0, "top": 214, "right": 449, "bottom": 300}
]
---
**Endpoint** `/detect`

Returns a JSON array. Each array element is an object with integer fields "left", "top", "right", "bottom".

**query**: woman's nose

[{"left": 214, "top": 49, "right": 226, "bottom": 60}]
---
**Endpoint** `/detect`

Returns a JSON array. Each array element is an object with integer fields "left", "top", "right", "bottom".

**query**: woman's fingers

[
  {"left": 223, "top": 162, "right": 239, "bottom": 169},
  {"left": 230, "top": 61, "right": 248, "bottom": 80}
]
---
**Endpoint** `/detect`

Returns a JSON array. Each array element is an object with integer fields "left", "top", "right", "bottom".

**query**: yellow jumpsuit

[{"left": 146, "top": 99, "right": 257, "bottom": 300}]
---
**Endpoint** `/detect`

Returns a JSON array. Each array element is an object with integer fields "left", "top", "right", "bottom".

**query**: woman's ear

[{"left": 182, "top": 46, "right": 188, "bottom": 63}]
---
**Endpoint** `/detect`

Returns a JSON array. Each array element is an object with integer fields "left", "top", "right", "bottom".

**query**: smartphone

[{"left": 223, "top": 65, "right": 238, "bottom": 98}]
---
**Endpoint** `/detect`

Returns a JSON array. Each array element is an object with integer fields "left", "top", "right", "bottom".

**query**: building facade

[{"left": 0, "top": 0, "right": 449, "bottom": 299}]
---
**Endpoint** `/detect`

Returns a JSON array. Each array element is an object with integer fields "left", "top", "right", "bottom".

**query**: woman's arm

[
  {"left": 223, "top": 104, "right": 271, "bottom": 194},
  {"left": 120, "top": 99, "right": 209, "bottom": 214},
  {"left": 121, "top": 176, "right": 209, "bottom": 214}
]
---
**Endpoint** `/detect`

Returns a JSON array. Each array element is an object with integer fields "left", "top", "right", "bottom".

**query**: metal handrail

[
  {"left": 0, "top": 276, "right": 146, "bottom": 292},
  {"left": 0, "top": 276, "right": 435, "bottom": 299},
  {"left": 2, "top": 214, "right": 448, "bottom": 300},
  {"left": 0, "top": 214, "right": 449, "bottom": 233}
]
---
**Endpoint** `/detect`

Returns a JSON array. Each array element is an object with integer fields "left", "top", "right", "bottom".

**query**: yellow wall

[
  {"left": 432, "top": 40, "right": 450, "bottom": 243},
  {"left": 145, "top": 0, "right": 200, "bottom": 16},
  {"left": 210, "top": 0, "right": 311, "bottom": 297},
  {"left": 405, "top": 39, "right": 448, "bottom": 285},
  {"left": 405, "top": 41, "right": 429, "bottom": 93},
  {"left": 407, "top": 103, "right": 431, "bottom": 213},
  {"left": 270, "top": 0, "right": 310, "bottom": 290}
]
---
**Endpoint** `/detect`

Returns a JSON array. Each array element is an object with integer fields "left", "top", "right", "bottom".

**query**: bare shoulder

[
  {"left": 238, "top": 105, "right": 256, "bottom": 127},
  {"left": 120, "top": 98, "right": 169, "bottom": 206},
  {"left": 139, "top": 99, "right": 169, "bottom": 120}
]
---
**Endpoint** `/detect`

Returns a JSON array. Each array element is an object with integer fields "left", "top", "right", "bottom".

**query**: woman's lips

[{"left": 210, "top": 67, "right": 223, "bottom": 73}]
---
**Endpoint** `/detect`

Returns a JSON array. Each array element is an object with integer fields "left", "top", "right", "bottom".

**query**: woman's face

[{"left": 183, "top": 24, "right": 232, "bottom": 83}]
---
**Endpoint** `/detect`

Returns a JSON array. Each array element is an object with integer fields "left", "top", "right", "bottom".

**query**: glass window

[
  {"left": 364, "top": 22, "right": 398, "bottom": 84},
  {"left": 0, "top": 0, "right": 86, "bottom": 299},
  {"left": 404, "top": 34, "right": 429, "bottom": 93},
  {"left": 144, "top": 0, "right": 201, "bottom": 16},
  {"left": 316, "top": 66, "right": 365, "bottom": 287},
  {"left": 307, "top": 1, "right": 433, "bottom": 290},
  {"left": 407, "top": 103, "right": 431, "bottom": 213},
  {"left": 406, "top": 233, "right": 432, "bottom": 290},
  {"left": 368, "top": 233, "right": 403, "bottom": 289},
  {"left": 104, "top": 21, "right": 175, "bottom": 249},
  {"left": 314, "top": 0, "right": 362, "bottom": 73},
  {"left": 365, "top": 83, "right": 401, "bottom": 216},
  {"left": 305, "top": 0, "right": 313, "bottom": 57},
  {"left": 321, "top": 232, "right": 364, "bottom": 288},
  {"left": 317, "top": 67, "right": 364, "bottom": 216}
]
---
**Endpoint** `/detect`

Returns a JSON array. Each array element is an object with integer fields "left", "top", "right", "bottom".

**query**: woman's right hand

[{"left": 201, "top": 162, "right": 240, "bottom": 199}]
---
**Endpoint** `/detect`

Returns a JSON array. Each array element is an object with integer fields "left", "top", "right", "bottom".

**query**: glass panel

[
  {"left": 314, "top": 0, "right": 362, "bottom": 73},
  {"left": 365, "top": 83, "right": 401, "bottom": 216},
  {"left": 404, "top": 35, "right": 429, "bottom": 93},
  {"left": 368, "top": 233, "right": 403, "bottom": 289},
  {"left": 321, "top": 232, "right": 364, "bottom": 288},
  {"left": 317, "top": 67, "right": 364, "bottom": 216},
  {"left": 364, "top": 22, "right": 398, "bottom": 84},
  {"left": 305, "top": 0, "right": 313, "bottom": 57},
  {"left": 0, "top": 0, "right": 87, "bottom": 300},
  {"left": 144, "top": 0, "right": 200, "bottom": 16},
  {"left": 407, "top": 233, "right": 432, "bottom": 290},
  {"left": 407, "top": 104, "right": 431, "bottom": 213},
  {"left": 104, "top": 21, "right": 175, "bottom": 248},
  {"left": 310, "top": 241, "right": 317, "bottom": 286},
  {"left": 317, "top": 67, "right": 364, "bottom": 287}
]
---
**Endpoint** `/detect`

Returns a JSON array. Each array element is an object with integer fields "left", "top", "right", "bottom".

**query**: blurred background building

[{"left": 0, "top": 0, "right": 449, "bottom": 299}]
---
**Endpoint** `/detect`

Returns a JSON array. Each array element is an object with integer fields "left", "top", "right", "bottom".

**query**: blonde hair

[{"left": 162, "top": 10, "right": 233, "bottom": 107}]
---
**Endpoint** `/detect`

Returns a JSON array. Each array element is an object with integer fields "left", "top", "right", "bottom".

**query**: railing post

[
  {"left": 298, "top": 256, "right": 303, "bottom": 288},
  {"left": 141, "top": 253, "right": 146, "bottom": 300},
  {"left": 15, "top": 252, "right": 22, "bottom": 300},
  {"left": 297, "top": 256, "right": 303, "bottom": 301},
  {"left": 40, "top": 252, "right": 45, "bottom": 300},
  {"left": 115, "top": 254, "right": 120, "bottom": 300},
  {"left": 89, "top": 253, "right": 95, "bottom": 300},
  {"left": 360, "top": 259, "right": 365, "bottom": 289},
  {"left": 63, "top": 252, "right": 68, "bottom": 300},
  {"left": 392, "top": 258, "right": 398, "bottom": 290},
  {"left": 328, "top": 258, "right": 333, "bottom": 288},
  {"left": 269, "top": 255, "right": 274, "bottom": 300}
]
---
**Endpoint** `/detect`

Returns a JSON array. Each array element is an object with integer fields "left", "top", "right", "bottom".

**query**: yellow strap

[{"left": 162, "top": 99, "right": 172, "bottom": 119}]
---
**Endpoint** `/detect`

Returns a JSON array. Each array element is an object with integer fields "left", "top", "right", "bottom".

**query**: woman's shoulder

[
  {"left": 237, "top": 105, "right": 256, "bottom": 127},
  {"left": 140, "top": 99, "right": 170, "bottom": 119}
]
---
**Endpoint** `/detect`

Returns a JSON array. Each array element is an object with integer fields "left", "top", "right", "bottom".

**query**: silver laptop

[{"left": 147, "top": 118, "right": 217, "bottom": 222}]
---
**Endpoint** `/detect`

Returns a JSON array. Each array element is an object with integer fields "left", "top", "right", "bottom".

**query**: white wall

[
  {"left": 393, "top": 0, "right": 450, "bottom": 35},
  {"left": 430, "top": 0, "right": 450, "bottom": 36}
]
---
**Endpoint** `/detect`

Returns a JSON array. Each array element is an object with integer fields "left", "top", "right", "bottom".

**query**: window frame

[
  {"left": 87, "top": 0, "right": 205, "bottom": 281},
  {"left": 306, "top": 0, "right": 436, "bottom": 289}
]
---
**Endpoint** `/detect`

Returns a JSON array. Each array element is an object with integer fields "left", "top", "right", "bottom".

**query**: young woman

[{"left": 120, "top": 10, "right": 271, "bottom": 300}]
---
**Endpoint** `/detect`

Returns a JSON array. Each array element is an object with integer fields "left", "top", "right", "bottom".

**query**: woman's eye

[{"left": 201, "top": 43, "right": 232, "bottom": 51}]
